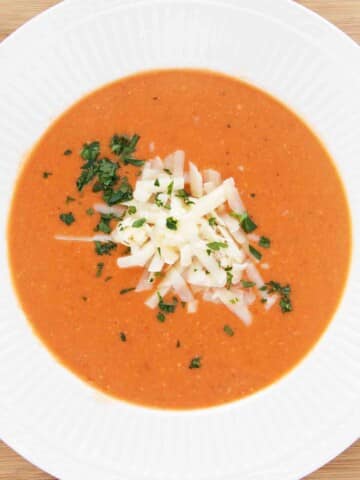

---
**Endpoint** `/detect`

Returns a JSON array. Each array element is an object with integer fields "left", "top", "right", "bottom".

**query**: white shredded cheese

[{"left": 110, "top": 153, "right": 277, "bottom": 325}]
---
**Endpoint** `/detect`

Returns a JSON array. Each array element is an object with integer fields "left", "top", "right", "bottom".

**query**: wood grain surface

[{"left": 0, "top": 1, "right": 359, "bottom": 479}]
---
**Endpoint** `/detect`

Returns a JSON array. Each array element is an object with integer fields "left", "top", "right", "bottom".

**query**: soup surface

[{"left": 8, "top": 69, "right": 350, "bottom": 409}]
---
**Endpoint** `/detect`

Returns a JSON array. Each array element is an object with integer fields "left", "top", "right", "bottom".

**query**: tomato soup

[{"left": 8, "top": 70, "right": 351, "bottom": 409}]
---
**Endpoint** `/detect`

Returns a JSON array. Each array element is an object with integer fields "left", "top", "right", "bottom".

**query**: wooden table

[{"left": 0, "top": 1, "right": 359, "bottom": 478}]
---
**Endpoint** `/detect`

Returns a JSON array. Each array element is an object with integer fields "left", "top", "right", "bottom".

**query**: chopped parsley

[
  {"left": 132, "top": 218, "right": 146, "bottom": 228},
  {"left": 119, "top": 332, "right": 127, "bottom": 342},
  {"left": 97, "top": 158, "right": 119, "bottom": 188},
  {"left": 207, "top": 241, "right": 228, "bottom": 251},
  {"left": 95, "top": 262, "right": 104, "bottom": 277},
  {"left": 42, "top": 171, "right": 52, "bottom": 179},
  {"left": 259, "top": 236, "right": 271, "bottom": 248},
  {"left": 124, "top": 158, "right": 145, "bottom": 167},
  {"left": 265, "top": 281, "right": 293, "bottom": 313},
  {"left": 189, "top": 357, "right": 201, "bottom": 369},
  {"left": 225, "top": 266, "right": 233, "bottom": 289},
  {"left": 241, "top": 280, "right": 256, "bottom": 288},
  {"left": 102, "top": 177, "right": 133, "bottom": 205},
  {"left": 94, "top": 241, "right": 117, "bottom": 255},
  {"left": 104, "top": 276, "right": 112, "bottom": 282},
  {"left": 76, "top": 138, "right": 134, "bottom": 206},
  {"left": 155, "top": 193, "right": 164, "bottom": 207},
  {"left": 208, "top": 217, "right": 217, "bottom": 226},
  {"left": 86, "top": 207, "right": 95, "bottom": 216},
  {"left": 158, "top": 293, "right": 178, "bottom": 313},
  {"left": 166, "top": 217, "right": 178, "bottom": 230},
  {"left": 59, "top": 212, "right": 75, "bottom": 225},
  {"left": 76, "top": 141, "right": 101, "bottom": 191},
  {"left": 63, "top": 149, "right": 72, "bottom": 156},
  {"left": 167, "top": 180, "right": 174, "bottom": 195},
  {"left": 163, "top": 168, "right": 172, "bottom": 175},
  {"left": 110, "top": 133, "right": 143, "bottom": 166},
  {"left": 157, "top": 312, "right": 166, "bottom": 322},
  {"left": 94, "top": 213, "right": 117, "bottom": 234},
  {"left": 230, "top": 211, "right": 257, "bottom": 233},
  {"left": 127, "top": 205, "right": 137, "bottom": 215},
  {"left": 175, "top": 189, "right": 194, "bottom": 205},
  {"left": 65, "top": 195, "right": 75, "bottom": 204},
  {"left": 154, "top": 178, "right": 160, "bottom": 187},
  {"left": 224, "top": 325, "right": 234, "bottom": 336},
  {"left": 119, "top": 287, "right": 135, "bottom": 295},
  {"left": 249, "top": 244, "right": 262, "bottom": 261}
]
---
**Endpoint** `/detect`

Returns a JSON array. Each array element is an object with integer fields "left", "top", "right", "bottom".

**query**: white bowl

[{"left": 0, "top": 1, "right": 359, "bottom": 479}]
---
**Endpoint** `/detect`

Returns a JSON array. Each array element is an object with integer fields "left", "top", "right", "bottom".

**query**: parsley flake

[
  {"left": 249, "top": 244, "right": 262, "bottom": 261},
  {"left": 259, "top": 236, "right": 271, "bottom": 248},
  {"left": 207, "top": 241, "right": 228, "bottom": 251},
  {"left": 94, "top": 241, "right": 117, "bottom": 255},
  {"left": 132, "top": 218, "right": 146, "bottom": 228},
  {"left": 96, "top": 262, "right": 104, "bottom": 277},
  {"left": 224, "top": 325, "right": 234, "bottom": 336},
  {"left": 59, "top": 212, "right": 75, "bottom": 225},
  {"left": 189, "top": 357, "right": 202, "bottom": 369},
  {"left": 166, "top": 217, "right": 178, "bottom": 230}
]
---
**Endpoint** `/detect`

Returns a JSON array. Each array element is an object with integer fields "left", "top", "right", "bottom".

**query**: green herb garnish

[
  {"left": 96, "top": 262, "right": 104, "bottom": 277},
  {"left": 63, "top": 149, "right": 72, "bottom": 156},
  {"left": 110, "top": 133, "right": 141, "bottom": 165},
  {"left": 157, "top": 312, "right": 166, "bottom": 322},
  {"left": 128, "top": 206, "right": 137, "bottom": 215},
  {"left": 189, "top": 357, "right": 201, "bottom": 369},
  {"left": 224, "top": 266, "right": 233, "bottom": 289},
  {"left": 94, "top": 213, "right": 118, "bottom": 234},
  {"left": 158, "top": 292, "right": 177, "bottom": 313},
  {"left": 102, "top": 177, "right": 133, "bottom": 205},
  {"left": 155, "top": 192, "right": 164, "bottom": 207},
  {"left": 259, "top": 236, "right": 271, "bottom": 249},
  {"left": 264, "top": 281, "right": 293, "bottom": 313},
  {"left": 164, "top": 168, "right": 172, "bottom": 175},
  {"left": 132, "top": 218, "right": 146, "bottom": 228},
  {"left": 94, "top": 241, "right": 117, "bottom": 255},
  {"left": 207, "top": 241, "right": 228, "bottom": 251},
  {"left": 224, "top": 325, "right": 234, "bottom": 336},
  {"left": 65, "top": 195, "right": 75, "bottom": 204},
  {"left": 42, "top": 171, "right": 52, "bottom": 179},
  {"left": 230, "top": 211, "right": 257, "bottom": 233},
  {"left": 166, "top": 217, "right": 178, "bottom": 230},
  {"left": 86, "top": 207, "right": 95, "bottom": 216},
  {"left": 208, "top": 217, "right": 217, "bottom": 226},
  {"left": 249, "top": 244, "right": 262, "bottom": 261},
  {"left": 167, "top": 180, "right": 174, "bottom": 195},
  {"left": 76, "top": 141, "right": 101, "bottom": 191},
  {"left": 59, "top": 212, "right": 75, "bottom": 225},
  {"left": 175, "top": 189, "right": 194, "bottom": 205},
  {"left": 241, "top": 280, "right": 256, "bottom": 288},
  {"left": 119, "top": 332, "right": 127, "bottom": 342}
]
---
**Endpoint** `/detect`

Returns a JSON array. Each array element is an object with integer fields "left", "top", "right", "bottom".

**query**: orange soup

[{"left": 8, "top": 69, "right": 351, "bottom": 409}]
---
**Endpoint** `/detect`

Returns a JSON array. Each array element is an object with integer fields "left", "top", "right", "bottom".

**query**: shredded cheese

[{"left": 110, "top": 151, "right": 276, "bottom": 325}]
